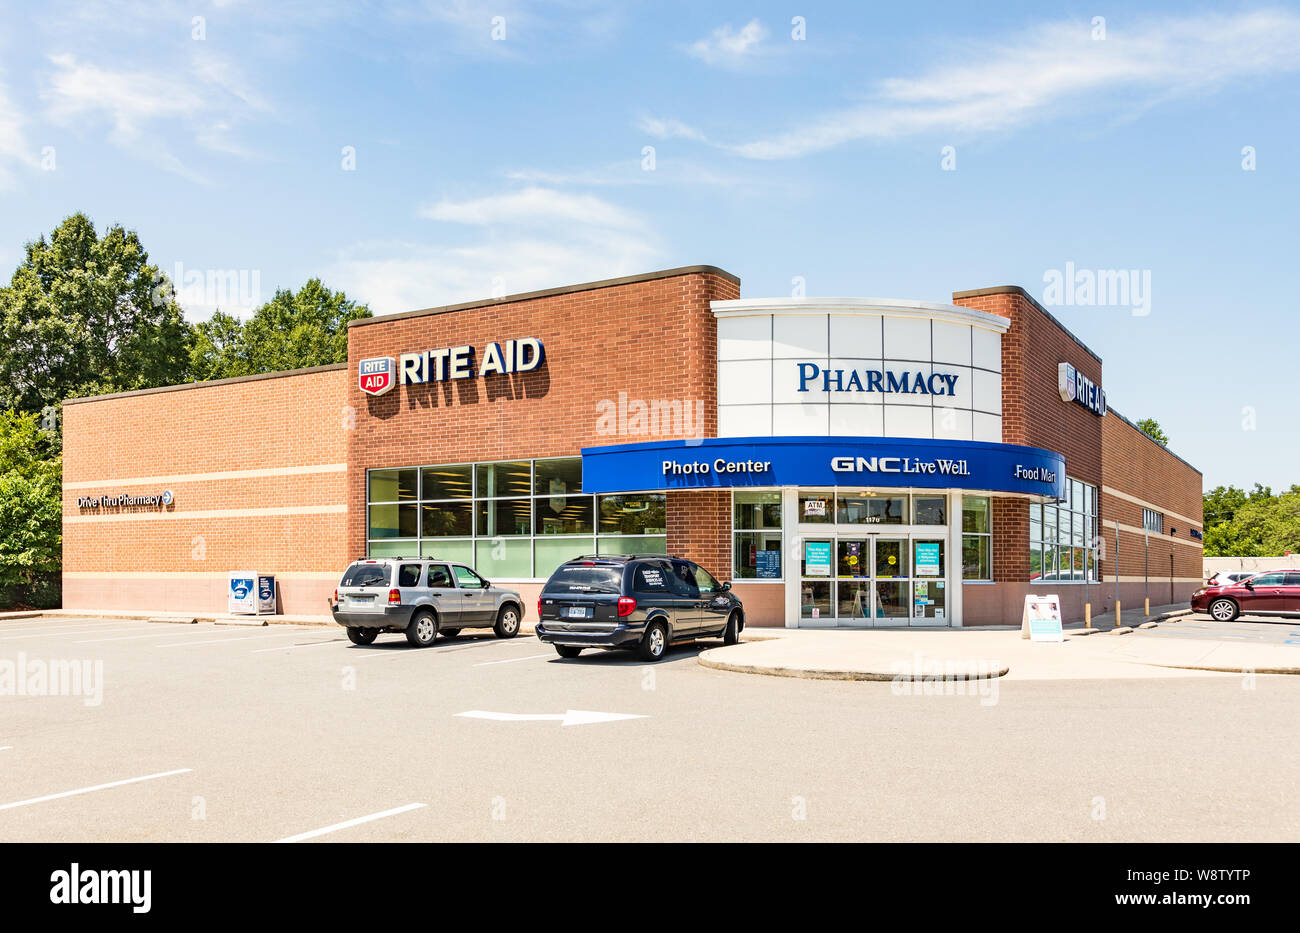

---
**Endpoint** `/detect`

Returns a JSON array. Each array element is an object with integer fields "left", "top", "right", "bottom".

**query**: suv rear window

[
  {"left": 545, "top": 565, "right": 623, "bottom": 594},
  {"left": 341, "top": 562, "right": 390, "bottom": 587}
]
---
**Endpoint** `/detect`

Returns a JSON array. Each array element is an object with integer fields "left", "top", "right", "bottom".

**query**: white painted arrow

[{"left": 456, "top": 709, "right": 647, "bottom": 727}]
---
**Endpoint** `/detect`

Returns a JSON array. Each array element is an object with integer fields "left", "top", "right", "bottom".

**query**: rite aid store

[{"left": 61, "top": 266, "right": 1205, "bottom": 626}]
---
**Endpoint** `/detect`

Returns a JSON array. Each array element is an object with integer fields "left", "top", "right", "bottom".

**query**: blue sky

[{"left": 1, "top": 1, "right": 1297, "bottom": 490}]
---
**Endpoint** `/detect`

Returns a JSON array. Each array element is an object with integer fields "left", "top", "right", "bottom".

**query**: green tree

[
  {"left": 190, "top": 278, "right": 370, "bottom": 381},
  {"left": 1136, "top": 417, "right": 1168, "bottom": 446},
  {"left": 0, "top": 213, "right": 192, "bottom": 412},
  {"left": 1202, "top": 483, "right": 1300, "bottom": 557},
  {"left": 0, "top": 411, "right": 61, "bottom": 608}
]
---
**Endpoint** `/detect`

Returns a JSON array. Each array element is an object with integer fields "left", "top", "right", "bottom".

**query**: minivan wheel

[
  {"left": 722, "top": 611, "right": 740, "bottom": 646},
  {"left": 494, "top": 605, "right": 521, "bottom": 639},
  {"left": 555, "top": 645, "right": 582, "bottom": 659},
  {"left": 346, "top": 627, "right": 378, "bottom": 646},
  {"left": 639, "top": 621, "right": 668, "bottom": 662},
  {"left": 405, "top": 611, "right": 438, "bottom": 647},
  {"left": 1209, "top": 598, "right": 1239, "bottom": 622}
]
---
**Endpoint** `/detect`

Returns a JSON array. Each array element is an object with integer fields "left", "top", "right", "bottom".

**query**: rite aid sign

[
  {"left": 1058, "top": 362, "right": 1105, "bottom": 416},
  {"left": 359, "top": 338, "right": 545, "bottom": 397}
]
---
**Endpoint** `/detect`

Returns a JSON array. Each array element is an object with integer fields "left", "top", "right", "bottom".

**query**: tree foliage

[
  {"left": 0, "top": 213, "right": 191, "bottom": 413},
  {"left": 190, "top": 278, "right": 370, "bottom": 380},
  {"left": 0, "top": 411, "right": 61, "bottom": 607},
  {"left": 1202, "top": 484, "right": 1300, "bottom": 557},
  {"left": 1136, "top": 417, "right": 1168, "bottom": 446}
]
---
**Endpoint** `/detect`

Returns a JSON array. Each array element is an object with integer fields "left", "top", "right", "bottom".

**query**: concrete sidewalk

[{"left": 704, "top": 604, "right": 1300, "bottom": 682}]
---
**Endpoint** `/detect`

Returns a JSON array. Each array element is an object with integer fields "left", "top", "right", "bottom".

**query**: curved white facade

[{"left": 714, "top": 297, "right": 1009, "bottom": 443}]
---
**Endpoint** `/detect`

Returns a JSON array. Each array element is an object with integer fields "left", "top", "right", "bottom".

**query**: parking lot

[
  {"left": 1154, "top": 612, "right": 1300, "bottom": 647},
  {"left": 2, "top": 614, "right": 1299, "bottom": 842}
]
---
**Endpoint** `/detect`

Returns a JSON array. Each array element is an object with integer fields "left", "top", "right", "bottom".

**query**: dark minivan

[{"left": 535, "top": 555, "right": 744, "bottom": 661}]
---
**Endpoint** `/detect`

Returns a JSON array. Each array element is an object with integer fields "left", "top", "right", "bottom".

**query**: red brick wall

[
  {"left": 345, "top": 269, "right": 740, "bottom": 560},
  {"left": 62, "top": 366, "right": 350, "bottom": 615},
  {"left": 666, "top": 490, "right": 731, "bottom": 583},
  {"left": 1100, "top": 411, "right": 1204, "bottom": 605}
]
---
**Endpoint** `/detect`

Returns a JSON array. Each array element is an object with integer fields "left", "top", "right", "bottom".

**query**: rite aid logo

[
  {"left": 358, "top": 357, "right": 396, "bottom": 396},
  {"left": 1057, "top": 362, "right": 1105, "bottom": 416}
]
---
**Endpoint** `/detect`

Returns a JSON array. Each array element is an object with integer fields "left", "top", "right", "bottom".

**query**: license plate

[
  {"left": 566, "top": 607, "right": 589, "bottom": 619},
  {"left": 350, "top": 594, "right": 374, "bottom": 604}
]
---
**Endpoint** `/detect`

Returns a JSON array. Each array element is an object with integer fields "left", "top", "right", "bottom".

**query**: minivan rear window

[
  {"left": 544, "top": 565, "right": 623, "bottom": 594},
  {"left": 342, "top": 562, "right": 390, "bottom": 587}
]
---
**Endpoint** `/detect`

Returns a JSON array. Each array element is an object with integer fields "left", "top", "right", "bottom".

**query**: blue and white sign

[
  {"left": 228, "top": 573, "right": 256, "bottom": 614},
  {"left": 915, "top": 542, "right": 942, "bottom": 577},
  {"left": 804, "top": 541, "right": 832, "bottom": 577},
  {"left": 797, "top": 363, "right": 959, "bottom": 398},
  {"left": 582, "top": 436, "right": 1066, "bottom": 499},
  {"left": 1058, "top": 362, "right": 1105, "bottom": 416},
  {"left": 755, "top": 549, "right": 781, "bottom": 579}
]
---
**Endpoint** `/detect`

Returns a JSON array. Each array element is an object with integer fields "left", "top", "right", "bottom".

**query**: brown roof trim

[
  {"left": 348, "top": 265, "right": 741, "bottom": 329},
  {"left": 62, "top": 362, "right": 348, "bottom": 406},
  {"left": 952, "top": 285, "right": 1103, "bottom": 365},
  {"left": 1106, "top": 405, "right": 1203, "bottom": 477}
]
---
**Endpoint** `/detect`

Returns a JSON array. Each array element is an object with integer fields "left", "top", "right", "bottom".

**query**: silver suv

[{"left": 331, "top": 557, "right": 525, "bottom": 647}]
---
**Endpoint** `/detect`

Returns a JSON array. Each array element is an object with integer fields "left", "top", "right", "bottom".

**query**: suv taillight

[
  {"left": 617, "top": 596, "right": 636, "bottom": 617},
  {"left": 537, "top": 597, "right": 543, "bottom": 618},
  {"left": 388, "top": 588, "right": 401, "bottom": 606},
  {"left": 333, "top": 588, "right": 338, "bottom": 605}
]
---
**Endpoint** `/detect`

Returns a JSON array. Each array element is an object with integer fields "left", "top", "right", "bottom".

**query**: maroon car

[{"left": 1191, "top": 570, "right": 1300, "bottom": 622}]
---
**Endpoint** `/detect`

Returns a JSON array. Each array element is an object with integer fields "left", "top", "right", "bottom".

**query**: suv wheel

[
  {"left": 405, "top": 610, "right": 438, "bottom": 647},
  {"left": 494, "top": 604, "right": 521, "bottom": 639},
  {"left": 1209, "top": 598, "right": 1239, "bottom": 622},
  {"left": 555, "top": 645, "right": 582, "bottom": 659},
  {"left": 639, "top": 620, "right": 668, "bottom": 662},
  {"left": 346, "top": 627, "right": 378, "bottom": 646},
  {"left": 722, "top": 611, "right": 741, "bottom": 646}
]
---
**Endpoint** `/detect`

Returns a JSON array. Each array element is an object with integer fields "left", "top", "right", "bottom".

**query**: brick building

[{"left": 61, "top": 266, "right": 1203, "bottom": 626}]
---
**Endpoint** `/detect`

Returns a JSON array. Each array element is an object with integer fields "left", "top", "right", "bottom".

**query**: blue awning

[{"left": 581, "top": 435, "right": 1065, "bottom": 499}]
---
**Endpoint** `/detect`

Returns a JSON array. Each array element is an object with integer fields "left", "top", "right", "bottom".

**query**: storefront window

[
  {"left": 798, "top": 492, "right": 833, "bottom": 524},
  {"left": 912, "top": 540, "right": 946, "bottom": 620},
  {"left": 1029, "top": 477, "right": 1098, "bottom": 582},
  {"left": 369, "top": 468, "right": 418, "bottom": 502},
  {"left": 734, "top": 491, "right": 782, "bottom": 579},
  {"left": 837, "top": 491, "right": 907, "bottom": 525},
  {"left": 598, "top": 494, "right": 666, "bottom": 535},
  {"left": 962, "top": 496, "right": 992, "bottom": 581},
  {"left": 368, "top": 458, "right": 604, "bottom": 578},
  {"left": 912, "top": 495, "right": 947, "bottom": 525}
]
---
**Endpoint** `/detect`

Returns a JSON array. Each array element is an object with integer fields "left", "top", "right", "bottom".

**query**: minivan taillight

[
  {"left": 388, "top": 588, "right": 401, "bottom": 606},
  {"left": 617, "top": 596, "right": 636, "bottom": 617}
]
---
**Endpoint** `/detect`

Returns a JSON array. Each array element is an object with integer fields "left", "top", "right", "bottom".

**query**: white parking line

[
  {"left": 273, "top": 803, "right": 427, "bottom": 843},
  {"left": 250, "top": 639, "right": 346, "bottom": 654},
  {"left": 473, "top": 653, "right": 553, "bottom": 666},
  {"left": 0, "top": 768, "right": 192, "bottom": 812},
  {"left": 155, "top": 635, "right": 279, "bottom": 648},
  {"left": 0, "top": 746, "right": 11, "bottom": 751},
  {"left": 74, "top": 629, "right": 215, "bottom": 644},
  {"left": 0, "top": 625, "right": 152, "bottom": 642}
]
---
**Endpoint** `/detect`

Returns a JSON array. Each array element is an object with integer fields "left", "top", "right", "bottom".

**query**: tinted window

[
  {"left": 453, "top": 565, "right": 486, "bottom": 588},
  {"left": 633, "top": 561, "right": 671, "bottom": 593},
  {"left": 1285, "top": 573, "right": 1300, "bottom": 587},
  {"left": 670, "top": 561, "right": 700, "bottom": 598},
  {"left": 692, "top": 564, "right": 721, "bottom": 594},
  {"left": 342, "top": 563, "right": 389, "bottom": 587},
  {"left": 397, "top": 564, "right": 422, "bottom": 587},
  {"left": 544, "top": 565, "right": 623, "bottom": 594},
  {"left": 1250, "top": 573, "right": 1285, "bottom": 586},
  {"left": 427, "top": 564, "right": 453, "bottom": 587}
]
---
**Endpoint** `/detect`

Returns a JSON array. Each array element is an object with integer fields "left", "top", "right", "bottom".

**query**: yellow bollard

[
  {"left": 1085, "top": 603, "right": 1092, "bottom": 630},
  {"left": 1115, "top": 600, "right": 1122, "bottom": 627},
  {"left": 1144, "top": 597, "right": 1150, "bottom": 618}
]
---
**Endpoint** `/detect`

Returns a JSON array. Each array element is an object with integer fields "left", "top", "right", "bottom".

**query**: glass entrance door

[
  {"left": 829, "top": 537, "right": 910, "bottom": 626},
  {"left": 872, "top": 538, "right": 910, "bottom": 626}
]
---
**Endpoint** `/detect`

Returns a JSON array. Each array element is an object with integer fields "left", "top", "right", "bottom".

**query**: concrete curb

[
  {"left": 1110, "top": 626, "right": 1134, "bottom": 635},
  {"left": 147, "top": 617, "right": 197, "bottom": 625},
  {"left": 698, "top": 648, "right": 1008, "bottom": 682},
  {"left": 1143, "top": 662, "right": 1300, "bottom": 676}
]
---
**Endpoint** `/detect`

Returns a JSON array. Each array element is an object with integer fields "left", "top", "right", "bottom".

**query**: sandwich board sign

[{"left": 1020, "top": 594, "right": 1064, "bottom": 642}]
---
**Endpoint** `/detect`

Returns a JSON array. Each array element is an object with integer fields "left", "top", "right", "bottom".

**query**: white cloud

[
  {"left": 653, "top": 10, "right": 1300, "bottom": 159},
  {"left": 0, "top": 75, "right": 37, "bottom": 188},
  {"left": 333, "top": 187, "right": 661, "bottom": 315},
  {"left": 41, "top": 50, "right": 270, "bottom": 181},
  {"left": 686, "top": 19, "right": 768, "bottom": 68}
]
